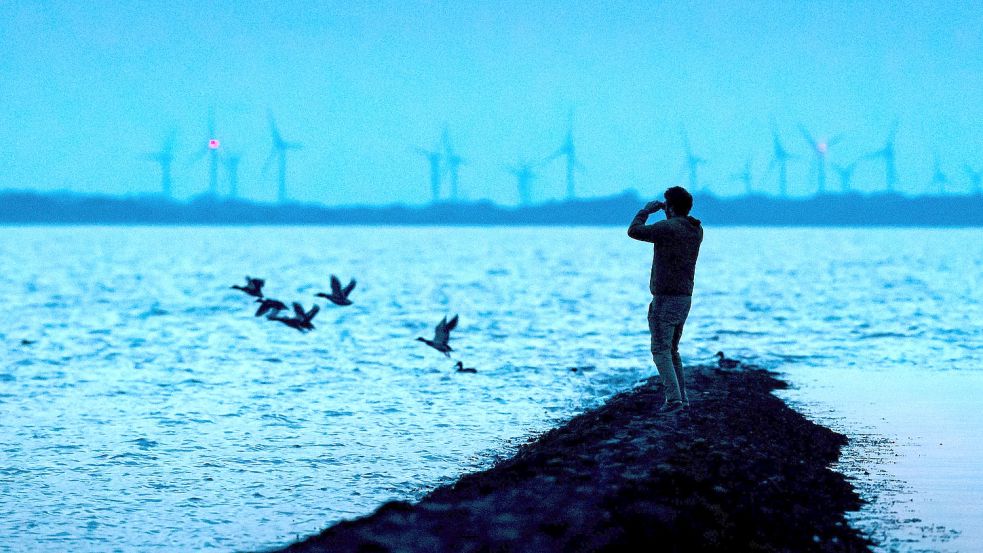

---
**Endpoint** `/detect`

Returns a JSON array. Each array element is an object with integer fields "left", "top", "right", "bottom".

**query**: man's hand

[{"left": 642, "top": 201, "right": 665, "bottom": 214}]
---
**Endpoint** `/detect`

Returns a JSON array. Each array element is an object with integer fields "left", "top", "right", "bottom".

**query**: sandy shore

[{"left": 268, "top": 366, "right": 871, "bottom": 552}]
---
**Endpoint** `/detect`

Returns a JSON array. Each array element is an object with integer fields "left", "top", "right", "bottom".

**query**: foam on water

[{"left": 1, "top": 226, "right": 980, "bottom": 552}]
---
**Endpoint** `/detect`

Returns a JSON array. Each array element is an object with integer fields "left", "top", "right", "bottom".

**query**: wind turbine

[
  {"left": 730, "top": 158, "right": 753, "bottom": 195},
  {"left": 442, "top": 128, "right": 464, "bottom": 202},
  {"left": 865, "top": 120, "right": 899, "bottom": 192},
  {"left": 263, "top": 111, "right": 302, "bottom": 204},
  {"left": 930, "top": 156, "right": 948, "bottom": 195},
  {"left": 191, "top": 110, "right": 221, "bottom": 197},
  {"left": 965, "top": 165, "right": 982, "bottom": 195},
  {"left": 415, "top": 141, "right": 442, "bottom": 203},
  {"left": 507, "top": 159, "right": 539, "bottom": 206},
  {"left": 546, "top": 111, "right": 585, "bottom": 200},
  {"left": 144, "top": 131, "right": 177, "bottom": 198},
  {"left": 799, "top": 125, "right": 842, "bottom": 195},
  {"left": 832, "top": 160, "right": 860, "bottom": 193},
  {"left": 223, "top": 152, "right": 242, "bottom": 199},
  {"left": 767, "top": 122, "right": 797, "bottom": 197},
  {"left": 680, "top": 128, "right": 706, "bottom": 192}
]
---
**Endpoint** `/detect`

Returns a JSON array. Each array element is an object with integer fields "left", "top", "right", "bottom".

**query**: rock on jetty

[{"left": 271, "top": 366, "right": 872, "bottom": 552}]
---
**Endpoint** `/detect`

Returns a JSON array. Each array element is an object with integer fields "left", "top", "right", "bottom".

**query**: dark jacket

[{"left": 627, "top": 210, "right": 703, "bottom": 296}]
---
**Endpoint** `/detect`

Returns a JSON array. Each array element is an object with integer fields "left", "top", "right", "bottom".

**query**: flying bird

[
  {"left": 416, "top": 314, "right": 459, "bottom": 357},
  {"left": 254, "top": 298, "right": 288, "bottom": 317},
  {"left": 316, "top": 275, "right": 357, "bottom": 306},
  {"left": 231, "top": 276, "right": 265, "bottom": 298},
  {"left": 715, "top": 351, "right": 741, "bottom": 369},
  {"left": 269, "top": 302, "right": 320, "bottom": 332}
]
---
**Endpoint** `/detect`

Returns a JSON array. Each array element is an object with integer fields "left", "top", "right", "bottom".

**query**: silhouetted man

[{"left": 628, "top": 186, "right": 703, "bottom": 414}]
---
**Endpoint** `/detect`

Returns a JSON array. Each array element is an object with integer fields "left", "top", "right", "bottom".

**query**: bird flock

[
  {"left": 231, "top": 276, "right": 741, "bottom": 375},
  {"left": 230, "top": 275, "right": 473, "bottom": 372}
]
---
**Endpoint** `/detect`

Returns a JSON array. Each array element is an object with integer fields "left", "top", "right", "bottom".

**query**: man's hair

[{"left": 664, "top": 186, "right": 693, "bottom": 216}]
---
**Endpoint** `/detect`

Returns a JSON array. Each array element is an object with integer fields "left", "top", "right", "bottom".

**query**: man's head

[{"left": 663, "top": 186, "right": 693, "bottom": 217}]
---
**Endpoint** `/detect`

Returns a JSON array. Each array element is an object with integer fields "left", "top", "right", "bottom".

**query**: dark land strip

[
  {"left": 269, "top": 366, "right": 872, "bottom": 552},
  {"left": 5, "top": 190, "right": 983, "bottom": 226}
]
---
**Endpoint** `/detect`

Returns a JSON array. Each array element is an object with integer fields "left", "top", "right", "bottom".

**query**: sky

[{"left": 2, "top": 1, "right": 983, "bottom": 205}]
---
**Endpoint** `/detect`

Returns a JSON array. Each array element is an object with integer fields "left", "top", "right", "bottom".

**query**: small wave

[
  {"left": 108, "top": 452, "right": 157, "bottom": 461},
  {"left": 714, "top": 329, "right": 768, "bottom": 336},
  {"left": 138, "top": 304, "right": 169, "bottom": 319},
  {"left": 858, "top": 332, "right": 911, "bottom": 340},
  {"left": 131, "top": 438, "right": 159, "bottom": 449}
]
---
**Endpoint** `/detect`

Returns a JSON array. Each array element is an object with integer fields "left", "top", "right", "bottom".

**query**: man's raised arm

[{"left": 627, "top": 201, "right": 667, "bottom": 243}]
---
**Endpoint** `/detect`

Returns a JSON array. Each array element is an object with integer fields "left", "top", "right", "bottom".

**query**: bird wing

[
  {"left": 342, "top": 279, "right": 356, "bottom": 297},
  {"left": 305, "top": 304, "right": 320, "bottom": 321},
  {"left": 330, "top": 275, "right": 343, "bottom": 295},
  {"left": 255, "top": 302, "right": 272, "bottom": 317},
  {"left": 293, "top": 302, "right": 306, "bottom": 319},
  {"left": 445, "top": 315, "right": 459, "bottom": 333},
  {"left": 433, "top": 317, "right": 449, "bottom": 342}
]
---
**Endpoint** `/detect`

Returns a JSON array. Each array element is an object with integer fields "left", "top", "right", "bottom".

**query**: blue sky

[{"left": 2, "top": 1, "right": 982, "bottom": 204}]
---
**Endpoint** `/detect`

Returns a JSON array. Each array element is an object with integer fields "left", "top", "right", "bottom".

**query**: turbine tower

[
  {"left": 730, "top": 158, "right": 753, "bottom": 195},
  {"left": 965, "top": 165, "right": 982, "bottom": 195},
  {"left": 768, "top": 123, "right": 796, "bottom": 197},
  {"left": 832, "top": 160, "right": 859, "bottom": 193},
  {"left": 680, "top": 128, "right": 706, "bottom": 192},
  {"left": 508, "top": 159, "right": 539, "bottom": 206},
  {"left": 263, "top": 112, "right": 302, "bottom": 204},
  {"left": 223, "top": 152, "right": 241, "bottom": 199},
  {"left": 546, "top": 111, "right": 584, "bottom": 200},
  {"left": 865, "top": 121, "right": 899, "bottom": 192},
  {"left": 930, "top": 156, "right": 948, "bottom": 195},
  {"left": 191, "top": 110, "right": 221, "bottom": 197},
  {"left": 415, "top": 142, "right": 442, "bottom": 203},
  {"left": 144, "top": 131, "right": 176, "bottom": 198},
  {"left": 442, "top": 128, "right": 464, "bottom": 202},
  {"left": 799, "top": 125, "right": 842, "bottom": 195}
]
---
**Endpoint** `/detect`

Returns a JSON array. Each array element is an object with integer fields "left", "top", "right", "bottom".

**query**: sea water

[{"left": 1, "top": 226, "right": 980, "bottom": 552}]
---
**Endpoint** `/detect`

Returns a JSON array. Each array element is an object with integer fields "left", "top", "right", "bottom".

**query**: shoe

[{"left": 658, "top": 400, "right": 684, "bottom": 414}]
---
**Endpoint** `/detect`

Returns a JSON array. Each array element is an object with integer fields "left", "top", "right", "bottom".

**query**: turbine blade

[
  {"left": 268, "top": 110, "right": 282, "bottom": 146},
  {"left": 798, "top": 125, "right": 818, "bottom": 150},
  {"left": 887, "top": 119, "right": 899, "bottom": 143},
  {"left": 185, "top": 146, "right": 210, "bottom": 168},
  {"left": 261, "top": 149, "right": 277, "bottom": 175}
]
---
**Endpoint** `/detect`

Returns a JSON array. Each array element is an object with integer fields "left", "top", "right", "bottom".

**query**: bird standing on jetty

[
  {"left": 715, "top": 351, "right": 741, "bottom": 369},
  {"left": 231, "top": 276, "right": 265, "bottom": 298},
  {"left": 269, "top": 302, "right": 320, "bottom": 332},
  {"left": 316, "top": 275, "right": 357, "bottom": 306},
  {"left": 254, "top": 298, "right": 287, "bottom": 317},
  {"left": 417, "top": 315, "right": 458, "bottom": 357},
  {"left": 454, "top": 361, "right": 476, "bottom": 373}
]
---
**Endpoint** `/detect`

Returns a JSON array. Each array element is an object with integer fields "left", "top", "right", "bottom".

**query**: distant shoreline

[
  {"left": 271, "top": 366, "right": 872, "bottom": 552},
  {"left": 4, "top": 190, "right": 982, "bottom": 226}
]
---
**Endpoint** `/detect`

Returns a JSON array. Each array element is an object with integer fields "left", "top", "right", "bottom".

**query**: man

[{"left": 627, "top": 186, "right": 703, "bottom": 414}]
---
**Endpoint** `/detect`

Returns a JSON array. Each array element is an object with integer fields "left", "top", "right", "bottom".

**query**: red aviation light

[{"left": 208, "top": 139, "right": 220, "bottom": 150}]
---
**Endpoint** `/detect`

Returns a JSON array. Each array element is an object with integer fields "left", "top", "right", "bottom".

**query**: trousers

[{"left": 647, "top": 295, "right": 692, "bottom": 403}]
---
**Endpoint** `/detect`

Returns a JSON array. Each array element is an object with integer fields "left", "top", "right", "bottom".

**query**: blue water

[{"left": 1, "top": 226, "right": 980, "bottom": 552}]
